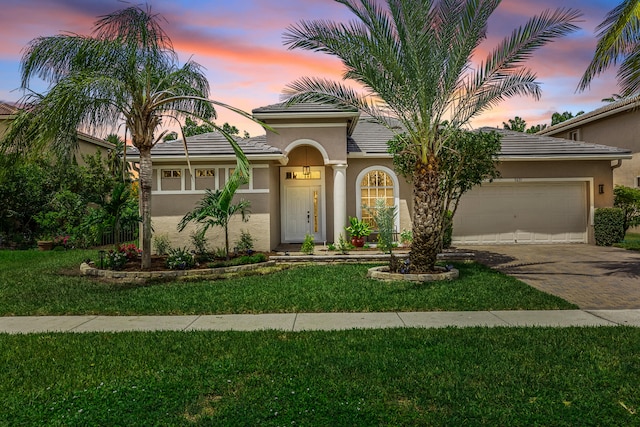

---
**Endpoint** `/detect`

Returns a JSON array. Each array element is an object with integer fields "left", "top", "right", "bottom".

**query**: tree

[
  {"left": 551, "top": 111, "right": 584, "bottom": 125},
  {"left": 614, "top": 185, "right": 640, "bottom": 234},
  {"left": 1, "top": 5, "right": 256, "bottom": 268},
  {"left": 502, "top": 116, "right": 547, "bottom": 133},
  {"left": 283, "top": 0, "right": 581, "bottom": 272},
  {"left": 389, "top": 127, "right": 501, "bottom": 252},
  {"left": 578, "top": 0, "right": 640, "bottom": 96},
  {"left": 526, "top": 123, "right": 547, "bottom": 133},
  {"left": 178, "top": 179, "right": 251, "bottom": 260},
  {"left": 105, "top": 134, "right": 131, "bottom": 182},
  {"left": 163, "top": 118, "right": 250, "bottom": 141},
  {"left": 503, "top": 116, "right": 527, "bottom": 132}
]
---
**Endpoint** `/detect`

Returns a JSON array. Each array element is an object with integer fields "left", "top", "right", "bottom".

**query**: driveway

[{"left": 459, "top": 244, "right": 640, "bottom": 309}]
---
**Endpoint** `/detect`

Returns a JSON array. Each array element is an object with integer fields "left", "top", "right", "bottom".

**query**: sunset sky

[{"left": 0, "top": 0, "right": 622, "bottom": 137}]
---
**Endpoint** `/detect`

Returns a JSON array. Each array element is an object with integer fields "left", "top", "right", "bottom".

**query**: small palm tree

[
  {"left": 105, "top": 134, "right": 131, "bottom": 182},
  {"left": 283, "top": 0, "right": 581, "bottom": 272},
  {"left": 178, "top": 186, "right": 251, "bottom": 260},
  {"left": 1, "top": 5, "right": 257, "bottom": 268},
  {"left": 578, "top": 0, "right": 640, "bottom": 96}
]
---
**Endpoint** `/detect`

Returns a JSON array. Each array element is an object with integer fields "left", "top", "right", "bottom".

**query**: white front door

[{"left": 281, "top": 168, "right": 325, "bottom": 243}]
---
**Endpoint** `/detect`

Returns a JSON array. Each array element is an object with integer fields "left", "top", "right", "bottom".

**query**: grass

[
  {"left": 615, "top": 232, "right": 640, "bottom": 251},
  {"left": 0, "top": 249, "right": 575, "bottom": 315},
  {"left": 1, "top": 327, "right": 639, "bottom": 426}
]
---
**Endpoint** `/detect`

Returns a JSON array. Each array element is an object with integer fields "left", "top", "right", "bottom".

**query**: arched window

[{"left": 357, "top": 168, "right": 398, "bottom": 230}]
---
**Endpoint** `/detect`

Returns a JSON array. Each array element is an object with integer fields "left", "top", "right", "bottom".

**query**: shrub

[
  {"left": 166, "top": 247, "right": 196, "bottom": 270},
  {"left": 190, "top": 230, "right": 209, "bottom": 256},
  {"left": 153, "top": 233, "right": 171, "bottom": 255},
  {"left": 594, "top": 208, "right": 625, "bottom": 246},
  {"left": 104, "top": 249, "right": 127, "bottom": 270},
  {"left": 336, "top": 233, "right": 352, "bottom": 254},
  {"left": 301, "top": 234, "right": 315, "bottom": 255},
  {"left": 614, "top": 185, "right": 640, "bottom": 233},
  {"left": 118, "top": 243, "right": 141, "bottom": 261},
  {"left": 207, "top": 253, "right": 267, "bottom": 268},
  {"left": 235, "top": 230, "right": 255, "bottom": 254}
]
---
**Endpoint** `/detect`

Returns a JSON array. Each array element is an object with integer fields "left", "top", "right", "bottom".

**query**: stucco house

[
  {"left": 0, "top": 101, "right": 114, "bottom": 162},
  {"left": 538, "top": 94, "right": 640, "bottom": 188},
  {"left": 127, "top": 102, "right": 631, "bottom": 251}
]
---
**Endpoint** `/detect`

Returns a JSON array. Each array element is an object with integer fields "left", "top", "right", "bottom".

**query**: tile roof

[
  {"left": 347, "top": 116, "right": 400, "bottom": 154},
  {"left": 252, "top": 101, "right": 358, "bottom": 114},
  {"left": 0, "top": 102, "right": 18, "bottom": 116},
  {"left": 538, "top": 93, "right": 640, "bottom": 135},
  {"left": 126, "top": 118, "right": 631, "bottom": 161},
  {"left": 480, "top": 127, "right": 631, "bottom": 158},
  {"left": 126, "top": 132, "right": 281, "bottom": 157}
]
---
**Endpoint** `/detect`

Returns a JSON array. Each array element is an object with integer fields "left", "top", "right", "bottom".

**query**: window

[
  {"left": 195, "top": 169, "right": 214, "bottom": 177},
  {"left": 162, "top": 169, "right": 181, "bottom": 178},
  {"left": 569, "top": 130, "right": 580, "bottom": 141},
  {"left": 637, "top": 176, "right": 640, "bottom": 188},
  {"left": 360, "top": 170, "right": 395, "bottom": 227},
  {"left": 194, "top": 168, "right": 215, "bottom": 191}
]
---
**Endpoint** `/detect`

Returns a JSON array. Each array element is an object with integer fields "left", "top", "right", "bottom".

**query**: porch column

[{"left": 332, "top": 164, "right": 348, "bottom": 243}]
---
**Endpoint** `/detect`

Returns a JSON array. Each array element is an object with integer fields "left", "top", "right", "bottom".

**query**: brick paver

[{"left": 463, "top": 244, "right": 640, "bottom": 309}]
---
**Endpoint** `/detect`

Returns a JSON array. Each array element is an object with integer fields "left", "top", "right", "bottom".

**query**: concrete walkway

[{"left": 2, "top": 310, "right": 640, "bottom": 334}]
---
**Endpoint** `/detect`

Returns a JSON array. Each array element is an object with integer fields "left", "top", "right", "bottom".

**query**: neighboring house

[
  {"left": 538, "top": 94, "right": 640, "bottom": 188},
  {"left": 0, "top": 101, "right": 114, "bottom": 163},
  {"left": 126, "top": 102, "right": 631, "bottom": 251}
]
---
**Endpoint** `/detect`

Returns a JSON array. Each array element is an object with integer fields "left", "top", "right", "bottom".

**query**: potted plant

[
  {"left": 37, "top": 235, "right": 54, "bottom": 251},
  {"left": 345, "top": 216, "right": 371, "bottom": 247}
]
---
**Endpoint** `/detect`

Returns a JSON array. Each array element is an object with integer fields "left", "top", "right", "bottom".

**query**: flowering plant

[
  {"left": 118, "top": 243, "right": 141, "bottom": 261},
  {"left": 53, "top": 235, "right": 72, "bottom": 249},
  {"left": 166, "top": 247, "right": 196, "bottom": 270},
  {"left": 104, "top": 250, "right": 127, "bottom": 270}
]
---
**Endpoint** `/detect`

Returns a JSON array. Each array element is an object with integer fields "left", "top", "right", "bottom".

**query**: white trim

[
  {"left": 152, "top": 164, "right": 270, "bottom": 194},
  {"left": 283, "top": 139, "right": 331, "bottom": 165},
  {"left": 270, "top": 123, "right": 348, "bottom": 129},
  {"left": 355, "top": 165, "right": 401, "bottom": 233},
  {"left": 253, "top": 111, "right": 360, "bottom": 120}
]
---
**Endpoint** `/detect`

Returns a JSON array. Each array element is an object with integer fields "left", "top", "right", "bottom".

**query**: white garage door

[{"left": 452, "top": 181, "right": 588, "bottom": 244}]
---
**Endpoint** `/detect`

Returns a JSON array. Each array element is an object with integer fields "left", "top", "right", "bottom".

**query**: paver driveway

[{"left": 460, "top": 244, "right": 640, "bottom": 309}]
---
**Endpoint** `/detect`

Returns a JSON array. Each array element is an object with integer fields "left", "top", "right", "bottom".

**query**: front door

[{"left": 281, "top": 167, "right": 325, "bottom": 243}]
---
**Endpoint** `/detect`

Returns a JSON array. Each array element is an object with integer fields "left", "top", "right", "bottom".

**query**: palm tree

[
  {"left": 283, "top": 0, "right": 581, "bottom": 272},
  {"left": 178, "top": 181, "right": 251, "bottom": 260},
  {"left": 578, "top": 0, "right": 640, "bottom": 96},
  {"left": 0, "top": 5, "right": 256, "bottom": 268},
  {"left": 105, "top": 134, "right": 131, "bottom": 182}
]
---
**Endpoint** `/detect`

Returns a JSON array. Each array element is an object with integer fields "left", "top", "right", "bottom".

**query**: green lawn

[
  {"left": 1, "top": 249, "right": 637, "bottom": 425},
  {"left": 615, "top": 232, "right": 640, "bottom": 251},
  {"left": 2, "top": 327, "right": 639, "bottom": 426},
  {"left": 0, "top": 249, "right": 575, "bottom": 315}
]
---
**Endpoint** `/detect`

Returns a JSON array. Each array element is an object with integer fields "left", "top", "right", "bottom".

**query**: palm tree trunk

[
  {"left": 410, "top": 156, "right": 444, "bottom": 273},
  {"left": 139, "top": 147, "right": 153, "bottom": 269}
]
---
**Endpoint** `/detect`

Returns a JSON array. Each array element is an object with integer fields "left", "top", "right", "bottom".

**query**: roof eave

[
  {"left": 499, "top": 154, "right": 633, "bottom": 161},
  {"left": 127, "top": 153, "right": 285, "bottom": 164}
]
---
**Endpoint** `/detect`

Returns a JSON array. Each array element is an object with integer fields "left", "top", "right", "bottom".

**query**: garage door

[{"left": 452, "top": 181, "right": 587, "bottom": 244}]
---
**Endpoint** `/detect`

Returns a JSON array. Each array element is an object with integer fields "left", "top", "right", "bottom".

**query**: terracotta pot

[
  {"left": 37, "top": 240, "right": 54, "bottom": 251},
  {"left": 351, "top": 236, "right": 365, "bottom": 248}
]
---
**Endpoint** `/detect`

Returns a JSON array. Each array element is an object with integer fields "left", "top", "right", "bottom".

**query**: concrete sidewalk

[{"left": 1, "top": 310, "right": 640, "bottom": 334}]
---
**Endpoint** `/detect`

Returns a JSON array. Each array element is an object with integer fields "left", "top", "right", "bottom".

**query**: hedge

[{"left": 594, "top": 207, "right": 625, "bottom": 246}]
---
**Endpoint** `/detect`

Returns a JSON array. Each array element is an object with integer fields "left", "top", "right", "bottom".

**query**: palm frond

[{"left": 578, "top": 0, "right": 640, "bottom": 92}]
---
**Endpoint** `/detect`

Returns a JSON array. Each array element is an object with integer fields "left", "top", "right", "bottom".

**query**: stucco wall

[
  {"left": 151, "top": 213, "right": 271, "bottom": 253},
  {"left": 497, "top": 160, "right": 614, "bottom": 208},
  {"left": 544, "top": 109, "right": 640, "bottom": 188}
]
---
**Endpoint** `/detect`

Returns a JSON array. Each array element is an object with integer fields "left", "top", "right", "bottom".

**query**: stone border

[
  {"left": 367, "top": 265, "right": 459, "bottom": 282},
  {"left": 80, "top": 261, "right": 276, "bottom": 282}
]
